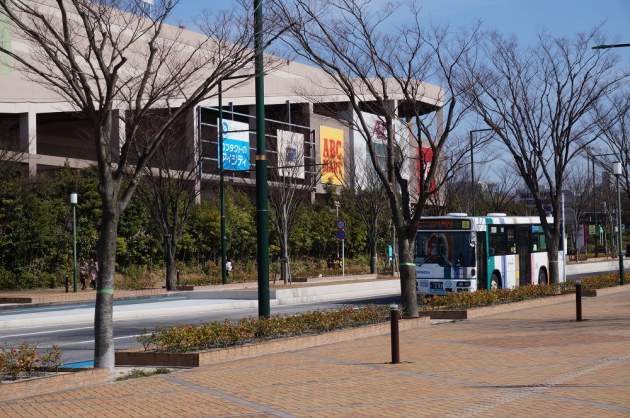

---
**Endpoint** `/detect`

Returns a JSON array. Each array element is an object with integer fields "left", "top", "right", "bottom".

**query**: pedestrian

[
  {"left": 89, "top": 258, "right": 99, "bottom": 290},
  {"left": 327, "top": 257, "right": 333, "bottom": 270},
  {"left": 78, "top": 258, "right": 89, "bottom": 290},
  {"left": 226, "top": 259, "right": 233, "bottom": 277}
]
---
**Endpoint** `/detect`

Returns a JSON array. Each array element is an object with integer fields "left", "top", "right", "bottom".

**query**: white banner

[{"left": 277, "top": 129, "right": 305, "bottom": 179}]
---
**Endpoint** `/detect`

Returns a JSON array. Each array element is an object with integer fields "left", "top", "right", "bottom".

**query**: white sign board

[{"left": 277, "top": 130, "right": 305, "bottom": 179}]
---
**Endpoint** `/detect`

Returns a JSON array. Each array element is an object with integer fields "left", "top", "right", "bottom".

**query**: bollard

[
  {"left": 176, "top": 270, "right": 180, "bottom": 286},
  {"left": 390, "top": 304, "right": 400, "bottom": 364},
  {"left": 65, "top": 275, "right": 69, "bottom": 293},
  {"left": 576, "top": 280, "right": 582, "bottom": 322}
]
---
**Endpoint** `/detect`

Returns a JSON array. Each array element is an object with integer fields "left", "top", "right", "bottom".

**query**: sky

[
  {"left": 168, "top": 0, "right": 630, "bottom": 182},
  {"left": 172, "top": 0, "right": 629, "bottom": 49}
]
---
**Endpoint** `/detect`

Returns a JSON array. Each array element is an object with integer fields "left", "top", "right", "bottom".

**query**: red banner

[{"left": 418, "top": 147, "right": 435, "bottom": 196}]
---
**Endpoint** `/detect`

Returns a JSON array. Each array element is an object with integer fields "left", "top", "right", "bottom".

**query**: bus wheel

[
  {"left": 538, "top": 269, "right": 547, "bottom": 285},
  {"left": 490, "top": 273, "right": 501, "bottom": 290}
]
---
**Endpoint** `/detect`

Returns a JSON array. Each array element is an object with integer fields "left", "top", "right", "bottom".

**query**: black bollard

[
  {"left": 65, "top": 275, "right": 69, "bottom": 293},
  {"left": 576, "top": 280, "right": 582, "bottom": 322},
  {"left": 176, "top": 269, "right": 180, "bottom": 286},
  {"left": 390, "top": 304, "right": 400, "bottom": 364}
]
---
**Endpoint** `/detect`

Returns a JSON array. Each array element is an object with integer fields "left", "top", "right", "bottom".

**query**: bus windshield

[{"left": 415, "top": 232, "right": 475, "bottom": 267}]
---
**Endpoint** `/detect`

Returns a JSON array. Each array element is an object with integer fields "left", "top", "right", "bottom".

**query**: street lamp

[
  {"left": 469, "top": 129, "right": 495, "bottom": 216},
  {"left": 613, "top": 161, "right": 625, "bottom": 285},
  {"left": 70, "top": 193, "right": 78, "bottom": 293},
  {"left": 592, "top": 43, "right": 630, "bottom": 50},
  {"left": 218, "top": 75, "right": 248, "bottom": 286},
  {"left": 590, "top": 152, "right": 618, "bottom": 258}
]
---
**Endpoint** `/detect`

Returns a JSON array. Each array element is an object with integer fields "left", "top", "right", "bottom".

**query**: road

[{"left": 0, "top": 269, "right": 615, "bottom": 366}]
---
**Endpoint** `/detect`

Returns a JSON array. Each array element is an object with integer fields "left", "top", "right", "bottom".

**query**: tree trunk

[
  {"left": 165, "top": 238, "right": 176, "bottom": 291},
  {"left": 94, "top": 203, "right": 120, "bottom": 372},
  {"left": 398, "top": 233, "right": 418, "bottom": 317},
  {"left": 281, "top": 225, "right": 289, "bottom": 284},
  {"left": 547, "top": 235, "right": 560, "bottom": 284},
  {"left": 369, "top": 243, "right": 377, "bottom": 274}
]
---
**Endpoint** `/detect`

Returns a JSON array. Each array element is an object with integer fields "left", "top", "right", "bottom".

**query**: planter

[
  {"left": 419, "top": 293, "right": 579, "bottom": 320},
  {"left": 115, "top": 317, "right": 430, "bottom": 367},
  {"left": 561, "top": 285, "right": 628, "bottom": 297},
  {"left": 0, "top": 368, "right": 109, "bottom": 402}
]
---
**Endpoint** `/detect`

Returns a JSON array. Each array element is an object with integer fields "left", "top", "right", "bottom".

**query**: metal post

[
  {"left": 470, "top": 131, "right": 475, "bottom": 216},
  {"left": 71, "top": 193, "right": 77, "bottom": 293},
  {"left": 593, "top": 156, "right": 598, "bottom": 257},
  {"left": 65, "top": 275, "right": 69, "bottom": 293},
  {"left": 576, "top": 280, "right": 582, "bottom": 321},
  {"left": 176, "top": 269, "right": 180, "bottom": 286},
  {"left": 219, "top": 82, "right": 227, "bottom": 285},
  {"left": 342, "top": 238, "right": 345, "bottom": 277},
  {"left": 561, "top": 191, "right": 566, "bottom": 283},
  {"left": 390, "top": 304, "right": 400, "bottom": 364},
  {"left": 614, "top": 162, "right": 625, "bottom": 285},
  {"left": 255, "top": 0, "right": 270, "bottom": 317}
]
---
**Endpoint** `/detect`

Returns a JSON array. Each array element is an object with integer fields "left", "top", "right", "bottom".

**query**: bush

[
  {"left": 137, "top": 305, "right": 390, "bottom": 353},
  {"left": 0, "top": 343, "right": 63, "bottom": 381},
  {"left": 559, "top": 272, "right": 625, "bottom": 290},
  {"left": 114, "top": 266, "right": 159, "bottom": 290}
]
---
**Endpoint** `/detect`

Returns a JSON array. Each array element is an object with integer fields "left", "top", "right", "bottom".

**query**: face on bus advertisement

[{"left": 415, "top": 232, "right": 475, "bottom": 267}]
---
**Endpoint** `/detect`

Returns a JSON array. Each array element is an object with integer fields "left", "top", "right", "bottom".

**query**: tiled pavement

[{"left": 2, "top": 289, "right": 629, "bottom": 417}]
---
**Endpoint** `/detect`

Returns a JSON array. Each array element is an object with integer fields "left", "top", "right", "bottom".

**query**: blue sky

[{"left": 173, "top": 0, "right": 629, "bottom": 49}]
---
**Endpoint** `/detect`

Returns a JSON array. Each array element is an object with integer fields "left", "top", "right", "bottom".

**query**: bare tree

[
  {"left": 272, "top": 0, "right": 480, "bottom": 316},
  {"left": 0, "top": 0, "right": 281, "bottom": 370},
  {"left": 341, "top": 145, "right": 388, "bottom": 274},
  {"left": 268, "top": 127, "right": 321, "bottom": 283},
  {"left": 599, "top": 93, "right": 630, "bottom": 208},
  {"left": 463, "top": 28, "right": 629, "bottom": 284},
  {"left": 136, "top": 115, "right": 206, "bottom": 291},
  {"left": 479, "top": 168, "right": 520, "bottom": 215}
]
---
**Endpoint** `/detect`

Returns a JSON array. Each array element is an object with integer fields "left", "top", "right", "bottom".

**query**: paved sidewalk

[{"left": 2, "top": 287, "right": 629, "bottom": 417}]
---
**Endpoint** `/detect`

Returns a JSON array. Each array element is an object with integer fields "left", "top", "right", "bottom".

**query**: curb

[
  {"left": 0, "top": 367, "right": 109, "bottom": 402},
  {"left": 115, "top": 317, "right": 430, "bottom": 367},
  {"left": 416, "top": 286, "right": 630, "bottom": 320}
]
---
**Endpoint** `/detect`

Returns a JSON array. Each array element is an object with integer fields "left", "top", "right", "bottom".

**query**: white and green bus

[{"left": 414, "top": 213, "right": 565, "bottom": 295}]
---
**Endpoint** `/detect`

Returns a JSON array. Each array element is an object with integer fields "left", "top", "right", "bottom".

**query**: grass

[{"left": 115, "top": 367, "right": 173, "bottom": 381}]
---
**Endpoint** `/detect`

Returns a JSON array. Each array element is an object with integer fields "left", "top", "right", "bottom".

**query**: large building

[{"left": 0, "top": 1, "right": 444, "bottom": 200}]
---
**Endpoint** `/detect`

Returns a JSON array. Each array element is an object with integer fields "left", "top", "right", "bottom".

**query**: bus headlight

[{"left": 456, "top": 281, "right": 471, "bottom": 287}]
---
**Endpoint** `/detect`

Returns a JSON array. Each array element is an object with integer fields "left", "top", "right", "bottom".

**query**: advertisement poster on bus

[
  {"left": 218, "top": 119, "right": 250, "bottom": 171},
  {"left": 418, "top": 147, "right": 436, "bottom": 195},
  {"left": 320, "top": 126, "right": 344, "bottom": 185},
  {"left": 277, "top": 129, "right": 305, "bottom": 179}
]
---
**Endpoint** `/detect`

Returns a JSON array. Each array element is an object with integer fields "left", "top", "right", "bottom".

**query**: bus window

[
  {"left": 415, "top": 232, "right": 475, "bottom": 267},
  {"left": 506, "top": 227, "right": 516, "bottom": 253},
  {"left": 489, "top": 233, "right": 506, "bottom": 255}
]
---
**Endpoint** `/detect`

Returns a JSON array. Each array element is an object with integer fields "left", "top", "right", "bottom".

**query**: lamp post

[
  {"left": 70, "top": 193, "right": 78, "bottom": 293},
  {"left": 613, "top": 161, "right": 625, "bottom": 285},
  {"left": 590, "top": 152, "right": 619, "bottom": 258},
  {"left": 592, "top": 43, "right": 630, "bottom": 50},
  {"left": 469, "top": 129, "right": 494, "bottom": 216},
  {"left": 218, "top": 75, "right": 249, "bottom": 285},
  {"left": 254, "top": 0, "right": 270, "bottom": 318}
]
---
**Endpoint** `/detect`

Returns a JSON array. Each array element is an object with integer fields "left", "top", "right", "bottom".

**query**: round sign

[
  {"left": 336, "top": 230, "right": 346, "bottom": 240},
  {"left": 336, "top": 219, "right": 346, "bottom": 229}
]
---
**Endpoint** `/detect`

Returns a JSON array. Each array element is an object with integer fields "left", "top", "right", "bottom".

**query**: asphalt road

[{"left": 0, "top": 269, "right": 617, "bottom": 366}]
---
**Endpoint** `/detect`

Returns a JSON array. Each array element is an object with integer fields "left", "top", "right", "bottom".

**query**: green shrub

[
  {"left": 137, "top": 305, "right": 390, "bottom": 353},
  {"left": 559, "top": 272, "right": 625, "bottom": 290}
]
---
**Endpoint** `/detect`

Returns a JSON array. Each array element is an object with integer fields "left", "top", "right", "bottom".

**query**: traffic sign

[
  {"left": 336, "top": 230, "right": 346, "bottom": 240},
  {"left": 336, "top": 219, "right": 346, "bottom": 229}
]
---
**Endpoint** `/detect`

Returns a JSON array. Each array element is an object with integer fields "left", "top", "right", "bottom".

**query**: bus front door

[
  {"left": 476, "top": 232, "right": 487, "bottom": 290},
  {"left": 517, "top": 228, "right": 531, "bottom": 286}
]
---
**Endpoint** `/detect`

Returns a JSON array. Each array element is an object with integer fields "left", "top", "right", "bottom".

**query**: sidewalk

[
  {"left": 2, "top": 286, "right": 629, "bottom": 417},
  {"left": 0, "top": 273, "right": 380, "bottom": 307}
]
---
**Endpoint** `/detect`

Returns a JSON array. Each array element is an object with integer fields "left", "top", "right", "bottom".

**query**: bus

[{"left": 414, "top": 213, "right": 565, "bottom": 295}]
